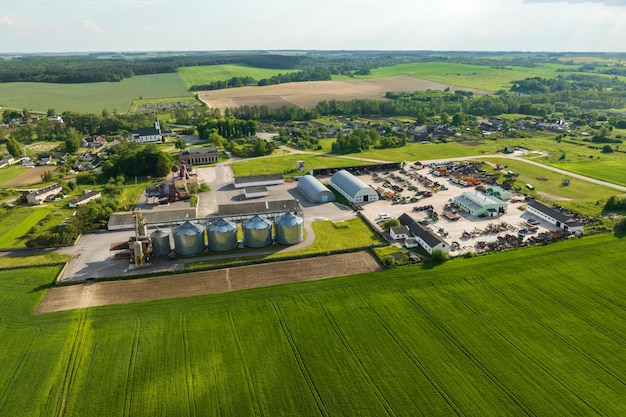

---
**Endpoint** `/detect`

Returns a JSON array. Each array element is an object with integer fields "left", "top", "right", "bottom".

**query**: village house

[
  {"left": 68, "top": 190, "right": 102, "bottom": 208},
  {"left": 26, "top": 183, "right": 63, "bottom": 205},
  {"left": 81, "top": 136, "right": 107, "bottom": 149}
]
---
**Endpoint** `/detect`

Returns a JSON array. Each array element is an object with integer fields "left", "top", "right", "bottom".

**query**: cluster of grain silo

[
  {"left": 150, "top": 228, "right": 172, "bottom": 257},
  {"left": 207, "top": 218, "right": 238, "bottom": 252},
  {"left": 274, "top": 212, "right": 304, "bottom": 245},
  {"left": 148, "top": 212, "right": 305, "bottom": 257},
  {"left": 242, "top": 215, "right": 273, "bottom": 248},
  {"left": 173, "top": 221, "right": 205, "bottom": 256}
]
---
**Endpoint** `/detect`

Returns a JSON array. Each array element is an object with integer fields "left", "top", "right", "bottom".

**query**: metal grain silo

[
  {"left": 207, "top": 218, "right": 238, "bottom": 252},
  {"left": 243, "top": 215, "right": 273, "bottom": 248},
  {"left": 173, "top": 221, "right": 205, "bottom": 256},
  {"left": 150, "top": 228, "right": 172, "bottom": 257},
  {"left": 274, "top": 212, "right": 304, "bottom": 245}
]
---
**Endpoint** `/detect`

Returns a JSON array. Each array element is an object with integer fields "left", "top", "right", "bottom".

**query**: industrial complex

[{"left": 59, "top": 159, "right": 586, "bottom": 283}]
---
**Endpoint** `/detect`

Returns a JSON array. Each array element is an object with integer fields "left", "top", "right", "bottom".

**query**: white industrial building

[
  {"left": 26, "top": 183, "right": 62, "bottom": 205},
  {"left": 453, "top": 191, "right": 507, "bottom": 217},
  {"left": 233, "top": 174, "right": 284, "bottom": 189},
  {"left": 526, "top": 200, "right": 584, "bottom": 233},
  {"left": 297, "top": 175, "right": 335, "bottom": 203},
  {"left": 329, "top": 170, "right": 378, "bottom": 203}
]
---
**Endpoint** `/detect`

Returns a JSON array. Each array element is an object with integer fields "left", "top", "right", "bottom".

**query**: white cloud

[
  {"left": 524, "top": 0, "right": 626, "bottom": 5},
  {"left": 84, "top": 20, "right": 101, "bottom": 32},
  {"left": 0, "top": 16, "right": 15, "bottom": 25}
]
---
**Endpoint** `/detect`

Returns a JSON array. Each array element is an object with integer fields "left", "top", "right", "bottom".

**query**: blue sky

[{"left": 1, "top": 0, "right": 626, "bottom": 53}]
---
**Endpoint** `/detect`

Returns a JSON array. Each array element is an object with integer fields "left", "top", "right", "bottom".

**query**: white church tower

[{"left": 154, "top": 116, "right": 161, "bottom": 134}]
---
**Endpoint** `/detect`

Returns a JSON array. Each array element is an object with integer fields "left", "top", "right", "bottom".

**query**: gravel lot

[{"left": 355, "top": 165, "right": 554, "bottom": 255}]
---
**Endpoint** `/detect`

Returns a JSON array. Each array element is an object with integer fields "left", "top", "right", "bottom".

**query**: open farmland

[
  {"left": 179, "top": 64, "right": 299, "bottom": 89},
  {"left": 1, "top": 234, "right": 625, "bottom": 416},
  {"left": 355, "top": 62, "right": 577, "bottom": 92},
  {"left": 0, "top": 73, "right": 190, "bottom": 113},
  {"left": 197, "top": 76, "right": 489, "bottom": 112},
  {"left": 2, "top": 166, "right": 56, "bottom": 186}
]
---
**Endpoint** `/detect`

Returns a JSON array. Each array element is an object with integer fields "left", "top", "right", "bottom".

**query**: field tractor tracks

[
  {"left": 550, "top": 265, "right": 626, "bottom": 313},
  {"left": 227, "top": 311, "right": 263, "bottom": 417},
  {"left": 55, "top": 309, "right": 89, "bottom": 417},
  {"left": 0, "top": 341, "right": 34, "bottom": 414},
  {"left": 442, "top": 283, "right": 610, "bottom": 416},
  {"left": 397, "top": 288, "right": 538, "bottom": 417},
  {"left": 180, "top": 313, "right": 199, "bottom": 417},
  {"left": 520, "top": 274, "right": 626, "bottom": 347},
  {"left": 319, "top": 303, "right": 398, "bottom": 417},
  {"left": 122, "top": 317, "right": 141, "bottom": 417},
  {"left": 271, "top": 300, "right": 330, "bottom": 417},
  {"left": 477, "top": 276, "right": 626, "bottom": 388},
  {"left": 353, "top": 296, "right": 466, "bottom": 417}
]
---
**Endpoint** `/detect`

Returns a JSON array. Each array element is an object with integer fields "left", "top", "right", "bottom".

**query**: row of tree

[
  {"left": 0, "top": 54, "right": 304, "bottom": 84},
  {"left": 330, "top": 128, "right": 406, "bottom": 154},
  {"left": 197, "top": 117, "right": 258, "bottom": 139}
]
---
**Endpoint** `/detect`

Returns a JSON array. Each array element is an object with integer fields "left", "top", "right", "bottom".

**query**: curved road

[
  {"left": 491, "top": 155, "right": 626, "bottom": 193},
  {"left": 277, "top": 147, "right": 626, "bottom": 193}
]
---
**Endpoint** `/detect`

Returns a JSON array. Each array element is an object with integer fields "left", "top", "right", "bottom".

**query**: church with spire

[{"left": 129, "top": 117, "right": 163, "bottom": 143}]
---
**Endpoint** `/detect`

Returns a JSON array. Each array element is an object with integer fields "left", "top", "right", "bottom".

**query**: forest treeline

[
  {"left": 0, "top": 54, "right": 302, "bottom": 83},
  {"left": 6, "top": 50, "right": 626, "bottom": 91},
  {"left": 4, "top": 51, "right": 611, "bottom": 85}
]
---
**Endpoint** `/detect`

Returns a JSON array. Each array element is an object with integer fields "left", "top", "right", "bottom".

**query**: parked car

[{"left": 378, "top": 213, "right": 391, "bottom": 221}]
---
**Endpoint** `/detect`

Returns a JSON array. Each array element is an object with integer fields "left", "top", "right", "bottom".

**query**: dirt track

[
  {"left": 198, "top": 76, "right": 490, "bottom": 112},
  {"left": 35, "top": 251, "right": 380, "bottom": 313}
]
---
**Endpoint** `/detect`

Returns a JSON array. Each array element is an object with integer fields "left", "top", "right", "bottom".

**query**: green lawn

[
  {"left": 0, "top": 251, "right": 69, "bottom": 269},
  {"left": 0, "top": 207, "right": 50, "bottom": 248},
  {"left": 481, "top": 157, "right": 618, "bottom": 216},
  {"left": 230, "top": 153, "right": 373, "bottom": 177},
  {"left": 0, "top": 234, "right": 625, "bottom": 416},
  {"left": 0, "top": 73, "right": 191, "bottom": 114},
  {"left": 178, "top": 64, "right": 299, "bottom": 89},
  {"left": 284, "top": 217, "right": 384, "bottom": 256},
  {"left": 347, "top": 62, "right": 574, "bottom": 92}
]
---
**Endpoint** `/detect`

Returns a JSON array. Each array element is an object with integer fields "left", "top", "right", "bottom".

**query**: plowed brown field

[
  {"left": 36, "top": 251, "right": 380, "bottom": 313},
  {"left": 197, "top": 76, "right": 489, "bottom": 112},
  {"left": 4, "top": 166, "right": 56, "bottom": 186}
]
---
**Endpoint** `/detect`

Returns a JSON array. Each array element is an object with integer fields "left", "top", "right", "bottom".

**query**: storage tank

[
  {"left": 207, "top": 218, "right": 238, "bottom": 252},
  {"left": 243, "top": 215, "right": 273, "bottom": 248},
  {"left": 173, "top": 221, "right": 205, "bottom": 256},
  {"left": 150, "top": 228, "right": 171, "bottom": 257},
  {"left": 274, "top": 212, "right": 304, "bottom": 245}
]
